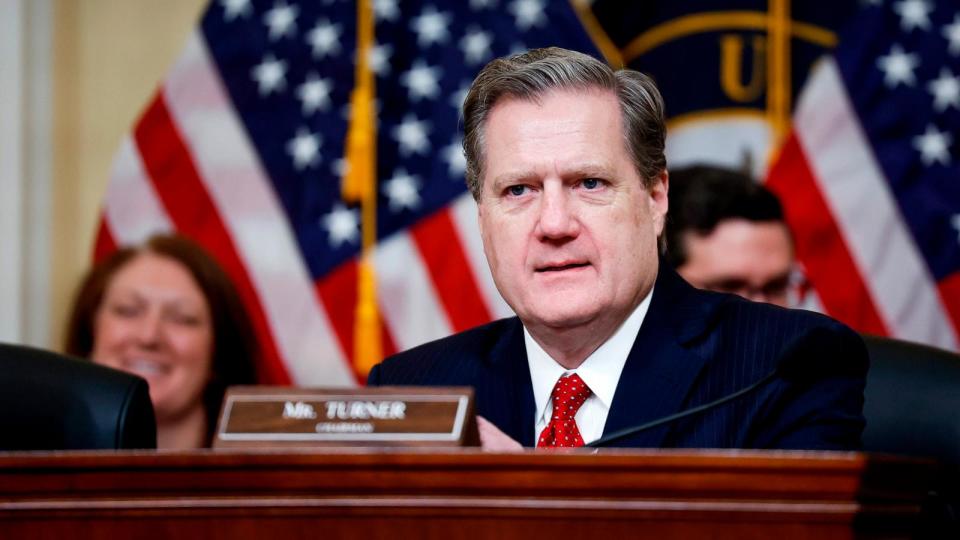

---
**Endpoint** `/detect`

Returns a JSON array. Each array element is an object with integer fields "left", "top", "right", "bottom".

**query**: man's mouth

[{"left": 535, "top": 262, "right": 590, "bottom": 273}]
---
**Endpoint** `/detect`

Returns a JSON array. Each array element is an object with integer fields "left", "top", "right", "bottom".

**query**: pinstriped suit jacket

[{"left": 367, "top": 265, "right": 868, "bottom": 449}]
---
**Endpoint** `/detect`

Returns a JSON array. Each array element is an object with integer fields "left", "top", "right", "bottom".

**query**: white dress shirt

[{"left": 526, "top": 287, "right": 653, "bottom": 445}]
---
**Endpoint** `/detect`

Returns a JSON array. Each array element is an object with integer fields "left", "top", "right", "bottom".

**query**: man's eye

[
  {"left": 762, "top": 277, "right": 790, "bottom": 296},
  {"left": 508, "top": 185, "right": 527, "bottom": 196},
  {"left": 582, "top": 178, "right": 601, "bottom": 189}
]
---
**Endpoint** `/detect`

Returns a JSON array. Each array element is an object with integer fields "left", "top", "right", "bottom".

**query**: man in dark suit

[{"left": 368, "top": 47, "right": 867, "bottom": 451}]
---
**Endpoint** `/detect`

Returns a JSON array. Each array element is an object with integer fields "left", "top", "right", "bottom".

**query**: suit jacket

[{"left": 367, "top": 264, "right": 868, "bottom": 450}]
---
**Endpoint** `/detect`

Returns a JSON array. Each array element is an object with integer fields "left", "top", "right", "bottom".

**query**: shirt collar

[{"left": 526, "top": 285, "right": 654, "bottom": 420}]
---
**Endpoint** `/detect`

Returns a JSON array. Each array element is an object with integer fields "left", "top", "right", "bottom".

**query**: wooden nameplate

[{"left": 213, "top": 386, "right": 478, "bottom": 448}]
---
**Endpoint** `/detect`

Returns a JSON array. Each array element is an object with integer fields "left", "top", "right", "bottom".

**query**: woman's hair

[{"left": 64, "top": 233, "right": 259, "bottom": 443}]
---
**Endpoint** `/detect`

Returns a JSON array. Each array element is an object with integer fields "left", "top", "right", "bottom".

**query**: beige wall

[{"left": 50, "top": 0, "right": 207, "bottom": 347}]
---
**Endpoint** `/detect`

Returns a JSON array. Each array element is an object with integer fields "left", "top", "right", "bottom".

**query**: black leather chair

[
  {"left": 861, "top": 335, "right": 960, "bottom": 466},
  {"left": 0, "top": 343, "right": 156, "bottom": 450},
  {"left": 861, "top": 335, "right": 960, "bottom": 536}
]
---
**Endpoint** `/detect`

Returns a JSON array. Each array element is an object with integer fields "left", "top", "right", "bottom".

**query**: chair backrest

[
  {"left": 0, "top": 343, "right": 156, "bottom": 450},
  {"left": 861, "top": 335, "right": 960, "bottom": 466}
]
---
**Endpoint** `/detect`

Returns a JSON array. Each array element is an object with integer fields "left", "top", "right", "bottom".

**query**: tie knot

[
  {"left": 550, "top": 373, "right": 591, "bottom": 416},
  {"left": 537, "top": 373, "right": 593, "bottom": 448}
]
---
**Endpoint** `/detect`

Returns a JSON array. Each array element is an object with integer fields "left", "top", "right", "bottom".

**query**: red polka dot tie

[{"left": 537, "top": 373, "right": 592, "bottom": 448}]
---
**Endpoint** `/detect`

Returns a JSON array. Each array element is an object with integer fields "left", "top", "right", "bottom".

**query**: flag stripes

[
  {"left": 134, "top": 93, "right": 294, "bottom": 384},
  {"left": 103, "top": 138, "right": 175, "bottom": 247},
  {"left": 768, "top": 133, "right": 889, "bottom": 336},
  {"left": 162, "top": 32, "right": 356, "bottom": 386},
  {"left": 449, "top": 194, "right": 515, "bottom": 320},
  {"left": 773, "top": 58, "right": 959, "bottom": 350},
  {"left": 410, "top": 209, "right": 493, "bottom": 333},
  {"left": 940, "top": 275, "right": 960, "bottom": 341},
  {"left": 375, "top": 231, "right": 454, "bottom": 352},
  {"left": 315, "top": 258, "right": 399, "bottom": 379}
]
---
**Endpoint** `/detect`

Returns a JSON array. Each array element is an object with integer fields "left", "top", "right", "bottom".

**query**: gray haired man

[{"left": 368, "top": 48, "right": 867, "bottom": 452}]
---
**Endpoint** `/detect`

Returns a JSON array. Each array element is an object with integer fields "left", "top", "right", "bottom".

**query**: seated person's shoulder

[
  {"left": 703, "top": 296, "right": 868, "bottom": 450},
  {"left": 714, "top": 294, "right": 867, "bottom": 371},
  {"left": 367, "top": 317, "right": 520, "bottom": 386},
  {"left": 726, "top": 294, "right": 858, "bottom": 334}
]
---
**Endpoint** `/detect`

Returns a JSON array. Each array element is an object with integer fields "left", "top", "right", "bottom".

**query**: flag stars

[
  {"left": 509, "top": 42, "right": 529, "bottom": 56},
  {"left": 321, "top": 204, "right": 360, "bottom": 248},
  {"left": 332, "top": 157, "right": 348, "bottom": 178},
  {"left": 509, "top": 0, "right": 546, "bottom": 30},
  {"left": 450, "top": 82, "right": 471, "bottom": 110},
  {"left": 893, "top": 0, "right": 933, "bottom": 32},
  {"left": 400, "top": 60, "right": 442, "bottom": 102},
  {"left": 297, "top": 74, "right": 333, "bottom": 115},
  {"left": 263, "top": 1, "right": 298, "bottom": 40},
  {"left": 877, "top": 44, "right": 920, "bottom": 87},
  {"left": 221, "top": 0, "right": 252, "bottom": 21},
  {"left": 951, "top": 215, "right": 960, "bottom": 243},
  {"left": 307, "top": 19, "right": 342, "bottom": 58},
  {"left": 368, "top": 43, "right": 393, "bottom": 76},
  {"left": 442, "top": 137, "right": 466, "bottom": 178},
  {"left": 471, "top": 0, "right": 498, "bottom": 9},
  {"left": 913, "top": 124, "right": 953, "bottom": 166},
  {"left": 411, "top": 6, "right": 452, "bottom": 47},
  {"left": 944, "top": 15, "right": 960, "bottom": 56},
  {"left": 460, "top": 28, "right": 494, "bottom": 65},
  {"left": 383, "top": 169, "right": 422, "bottom": 212},
  {"left": 251, "top": 55, "right": 287, "bottom": 96},
  {"left": 392, "top": 115, "right": 432, "bottom": 156},
  {"left": 373, "top": 0, "right": 400, "bottom": 22},
  {"left": 287, "top": 128, "right": 322, "bottom": 170},
  {"left": 928, "top": 69, "right": 960, "bottom": 112}
]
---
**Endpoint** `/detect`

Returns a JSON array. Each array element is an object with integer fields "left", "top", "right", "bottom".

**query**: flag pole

[
  {"left": 342, "top": 0, "right": 382, "bottom": 377},
  {"left": 766, "top": 0, "right": 792, "bottom": 153}
]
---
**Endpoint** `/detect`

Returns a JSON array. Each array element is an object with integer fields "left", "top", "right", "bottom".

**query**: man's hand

[{"left": 477, "top": 416, "right": 523, "bottom": 451}]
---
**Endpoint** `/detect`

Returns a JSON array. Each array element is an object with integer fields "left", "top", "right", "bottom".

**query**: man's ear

[{"left": 649, "top": 169, "right": 669, "bottom": 236}]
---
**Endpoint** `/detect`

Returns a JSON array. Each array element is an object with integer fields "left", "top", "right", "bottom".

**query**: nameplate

[{"left": 213, "top": 386, "right": 478, "bottom": 448}]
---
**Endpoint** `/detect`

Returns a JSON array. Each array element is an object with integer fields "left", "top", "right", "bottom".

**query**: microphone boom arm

[{"left": 585, "top": 371, "right": 778, "bottom": 448}]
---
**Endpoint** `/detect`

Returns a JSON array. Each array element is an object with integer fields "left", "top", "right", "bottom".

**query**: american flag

[
  {"left": 767, "top": 0, "right": 960, "bottom": 350},
  {"left": 96, "top": 0, "right": 601, "bottom": 384},
  {"left": 587, "top": 0, "right": 959, "bottom": 351}
]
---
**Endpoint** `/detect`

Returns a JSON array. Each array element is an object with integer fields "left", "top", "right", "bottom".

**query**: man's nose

[{"left": 536, "top": 185, "right": 580, "bottom": 240}]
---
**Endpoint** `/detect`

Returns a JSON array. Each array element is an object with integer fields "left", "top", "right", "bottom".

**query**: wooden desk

[{"left": 0, "top": 449, "right": 935, "bottom": 539}]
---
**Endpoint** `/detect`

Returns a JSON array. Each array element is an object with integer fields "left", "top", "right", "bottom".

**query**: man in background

[{"left": 665, "top": 166, "right": 795, "bottom": 307}]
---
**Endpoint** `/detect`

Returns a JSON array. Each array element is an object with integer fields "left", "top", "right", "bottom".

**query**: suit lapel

[
  {"left": 476, "top": 318, "right": 537, "bottom": 446},
  {"left": 602, "top": 264, "right": 723, "bottom": 448}
]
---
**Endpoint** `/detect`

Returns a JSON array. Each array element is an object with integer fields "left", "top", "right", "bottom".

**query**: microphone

[{"left": 585, "top": 343, "right": 827, "bottom": 448}]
